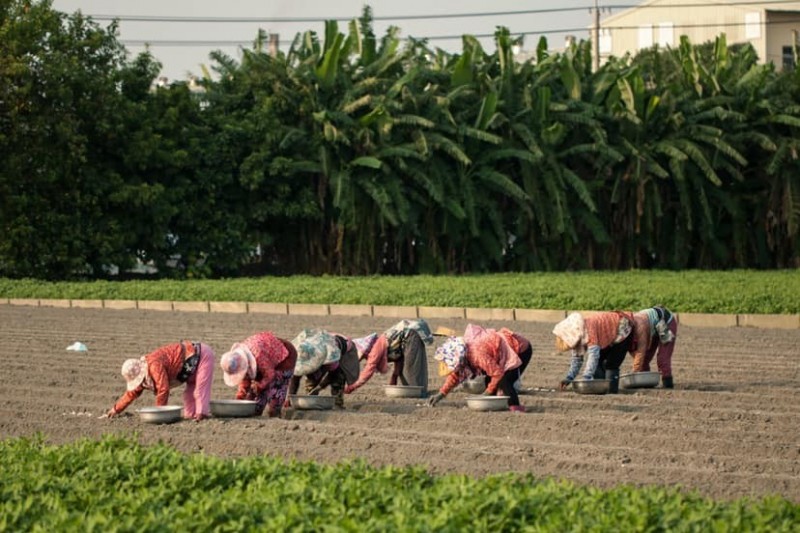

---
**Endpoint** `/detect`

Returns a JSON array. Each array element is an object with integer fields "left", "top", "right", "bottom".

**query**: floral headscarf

[
  {"left": 434, "top": 336, "right": 467, "bottom": 373},
  {"left": 552, "top": 312, "right": 587, "bottom": 350},
  {"left": 353, "top": 333, "right": 378, "bottom": 360}
]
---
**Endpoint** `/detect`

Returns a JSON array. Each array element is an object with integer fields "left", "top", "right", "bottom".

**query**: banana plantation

[{"left": 2, "top": 2, "right": 799, "bottom": 278}]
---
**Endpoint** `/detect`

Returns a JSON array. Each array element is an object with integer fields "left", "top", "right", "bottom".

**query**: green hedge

[
  {"left": 1, "top": 270, "right": 799, "bottom": 313},
  {"left": 0, "top": 436, "right": 797, "bottom": 532}
]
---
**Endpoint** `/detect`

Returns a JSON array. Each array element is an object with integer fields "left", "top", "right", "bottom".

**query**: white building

[{"left": 597, "top": 0, "right": 800, "bottom": 69}]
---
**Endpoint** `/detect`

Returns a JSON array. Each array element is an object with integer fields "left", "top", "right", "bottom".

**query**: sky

[{"left": 50, "top": 0, "right": 640, "bottom": 82}]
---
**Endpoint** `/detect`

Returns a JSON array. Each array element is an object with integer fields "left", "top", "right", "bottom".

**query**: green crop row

[
  {"left": 1, "top": 270, "right": 799, "bottom": 314},
  {"left": 0, "top": 435, "right": 797, "bottom": 532}
]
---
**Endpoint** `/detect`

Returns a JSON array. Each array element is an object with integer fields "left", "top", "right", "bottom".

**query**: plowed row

[{"left": 1, "top": 305, "right": 798, "bottom": 502}]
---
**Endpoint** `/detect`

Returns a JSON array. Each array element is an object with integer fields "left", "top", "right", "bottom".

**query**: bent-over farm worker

[
  {"left": 428, "top": 324, "right": 529, "bottom": 412},
  {"left": 288, "top": 329, "right": 359, "bottom": 409},
  {"left": 106, "top": 340, "right": 215, "bottom": 421},
  {"left": 344, "top": 319, "right": 433, "bottom": 397},
  {"left": 554, "top": 311, "right": 635, "bottom": 394},
  {"left": 220, "top": 331, "right": 297, "bottom": 418},
  {"left": 631, "top": 306, "right": 678, "bottom": 388}
]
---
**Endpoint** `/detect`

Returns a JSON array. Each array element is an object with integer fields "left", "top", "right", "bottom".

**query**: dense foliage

[
  {"left": 0, "top": 435, "right": 797, "bottom": 531},
  {"left": 2, "top": 1, "right": 799, "bottom": 278},
  {"left": 1, "top": 270, "right": 798, "bottom": 313}
]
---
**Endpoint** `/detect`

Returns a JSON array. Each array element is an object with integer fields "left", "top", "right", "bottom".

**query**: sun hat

[
  {"left": 552, "top": 312, "right": 586, "bottom": 351},
  {"left": 291, "top": 329, "right": 340, "bottom": 376},
  {"left": 220, "top": 347, "right": 255, "bottom": 387},
  {"left": 121, "top": 357, "right": 148, "bottom": 391}
]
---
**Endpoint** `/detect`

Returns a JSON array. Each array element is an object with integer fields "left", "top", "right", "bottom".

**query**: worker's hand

[
  {"left": 426, "top": 392, "right": 445, "bottom": 407},
  {"left": 308, "top": 386, "right": 322, "bottom": 396},
  {"left": 481, "top": 389, "right": 494, "bottom": 396},
  {"left": 251, "top": 383, "right": 262, "bottom": 395},
  {"left": 344, "top": 385, "right": 354, "bottom": 394},
  {"left": 559, "top": 379, "right": 572, "bottom": 392},
  {"left": 104, "top": 407, "right": 117, "bottom": 418}
]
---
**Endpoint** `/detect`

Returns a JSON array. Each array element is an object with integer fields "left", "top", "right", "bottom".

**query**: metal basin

[
  {"left": 620, "top": 371, "right": 661, "bottom": 389},
  {"left": 461, "top": 377, "right": 487, "bottom": 395},
  {"left": 210, "top": 399, "right": 258, "bottom": 418},
  {"left": 465, "top": 395, "right": 509, "bottom": 411},
  {"left": 384, "top": 385, "right": 424, "bottom": 398},
  {"left": 572, "top": 379, "right": 610, "bottom": 395},
  {"left": 291, "top": 395, "right": 335, "bottom": 410},
  {"left": 137, "top": 406, "right": 182, "bottom": 424}
]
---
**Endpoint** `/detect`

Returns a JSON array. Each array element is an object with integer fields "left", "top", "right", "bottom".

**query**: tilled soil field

[{"left": 1, "top": 305, "right": 798, "bottom": 502}]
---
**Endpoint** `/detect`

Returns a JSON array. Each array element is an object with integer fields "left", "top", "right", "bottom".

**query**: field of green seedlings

[
  {"left": 1, "top": 270, "right": 799, "bottom": 313},
  {"left": 1, "top": 436, "right": 797, "bottom": 532}
]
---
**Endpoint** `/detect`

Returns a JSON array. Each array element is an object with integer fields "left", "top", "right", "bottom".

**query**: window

[
  {"left": 783, "top": 45, "right": 796, "bottom": 71},
  {"left": 599, "top": 29, "right": 612, "bottom": 54},
  {"left": 638, "top": 24, "right": 654, "bottom": 49},
  {"left": 658, "top": 23, "right": 674, "bottom": 47},
  {"left": 745, "top": 12, "right": 761, "bottom": 39}
]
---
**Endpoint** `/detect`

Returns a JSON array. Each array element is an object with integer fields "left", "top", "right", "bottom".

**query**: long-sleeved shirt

[
  {"left": 441, "top": 329, "right": 521, "bottom": 395},
  {"left": 565, "top": 312, "right": 630, "bottom": 381},
  {"left": 345, "top": 334, "right": 389, "bottom": 393},
  {"left": 497, "top": 328, "right": 531, "bottom": 355},
  {"left": 113, "top": 341, "right": 195, "bottom": 413},
  {"left": 234, "top": 332, "right": 293, "bottom": 399},
  {"left": 631, "top": 312, "right": 678, "bottom": 377}
]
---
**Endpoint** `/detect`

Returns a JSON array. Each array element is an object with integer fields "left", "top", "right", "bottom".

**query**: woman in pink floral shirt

[{"left": 220, "top": 331, "right": 297, "bottom": 417}]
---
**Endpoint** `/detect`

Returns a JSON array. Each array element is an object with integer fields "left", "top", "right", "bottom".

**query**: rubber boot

[
  {"left": 662, "top": 376, "right": 674, "bottom": 389},
  {"left": 605, "top": 368, "right": 620, "bottom": 394}
]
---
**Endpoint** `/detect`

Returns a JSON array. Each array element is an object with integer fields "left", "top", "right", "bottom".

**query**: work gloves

[{"left": 426, "top": 392, "right": 445, "bottom": 407}]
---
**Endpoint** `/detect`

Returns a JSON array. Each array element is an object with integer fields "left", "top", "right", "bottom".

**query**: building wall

[
  {"left": 765, "top": 11, "right": 800, "bottom": 68},
  {"left": 598, "top": 0, "right": 800, "bottom": 68}
]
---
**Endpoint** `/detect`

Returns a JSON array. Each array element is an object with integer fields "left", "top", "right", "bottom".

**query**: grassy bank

[
  {"left": 1, "top": 270, "right": 798, "bottom": 314},
  {"left": 0, "top": 436, "right": 797, "bottom": 532}
]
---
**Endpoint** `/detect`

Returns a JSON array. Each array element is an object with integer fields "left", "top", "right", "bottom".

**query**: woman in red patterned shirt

[
  {"left": 427, "top": 324, "right": 530, "bottom": 412},
  {"left": 219, "top": 331, "right": 297, "bottom": 417},
  {"left": 105, "top": 340, "right": 216, "bottom": 421}
]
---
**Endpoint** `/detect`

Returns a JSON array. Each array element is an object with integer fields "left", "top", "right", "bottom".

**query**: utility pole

[{"left": 592, "top": 0, "right": 600, "bottom": 71}]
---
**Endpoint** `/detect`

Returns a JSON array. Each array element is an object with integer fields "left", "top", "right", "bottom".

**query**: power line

[
  {"left": 119, "top": 16, "right": 800, "bottom": 48},
  {"left": 84, "top": 1, "right": 800, "bottom": 24}
]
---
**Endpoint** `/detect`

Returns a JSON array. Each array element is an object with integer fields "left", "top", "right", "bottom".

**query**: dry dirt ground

[{"left": 1, "top": 305, "right": 798, "bottom": 502}]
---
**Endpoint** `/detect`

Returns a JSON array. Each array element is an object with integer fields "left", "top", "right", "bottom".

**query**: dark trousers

[
  {"left": 592, "top": 336, "right": 631, "bottom": 379},
  {"left": 496, "top": 346, "right": 533, "bottom": 407}
]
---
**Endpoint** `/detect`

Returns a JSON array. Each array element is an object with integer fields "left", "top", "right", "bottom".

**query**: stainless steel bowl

[
  {"left": 461, "top": 377, "right": 487, "bottom": 395},
  {"left": 384, "top": 385, "right": 424, "bottom": 398},
  {"left": 210, "top": 399, "right": 258, "bottom": 418},
  {"left": 620, "top": 371, "right": 661, "bottom": 389},
  {"left": 572, "top": 379, "right": 610, "bottom": 395},
  {"left": 291, "top": 395, "right": 335, "bottom": 410},
  {"left": 465, "top": 395, "right": 509, "bottom": 411},
  {"left": 137, "top": 406, "right": 182, "bottom": 424}
]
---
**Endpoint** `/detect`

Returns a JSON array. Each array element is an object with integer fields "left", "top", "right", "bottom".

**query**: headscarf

[
  {"left": 434, "top": 336, "right": 467, "bottom": 376},
  {"left": 353, "top": 333, "right": 379, "bottom": 360},
  {"left": 383, "top": 319, "right": 434, "bottom": 347},
  {"left": 552, "top": 312, "right": 587, "bottom": 350},
  {"left": 641, "top": 306, "right": 675, "bottom": 343}
]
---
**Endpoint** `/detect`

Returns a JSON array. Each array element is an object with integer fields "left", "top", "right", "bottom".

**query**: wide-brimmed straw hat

[{"left": 121, "top": 357, "right": 148, "bottom": 391}]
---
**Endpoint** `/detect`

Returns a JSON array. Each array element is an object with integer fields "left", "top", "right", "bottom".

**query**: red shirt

[
  {"left": 113, "top": 341, "right": 195, "bottom": 413},
  {"left": 441, "top": 330, "right": 519, "bottom": 395}
]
